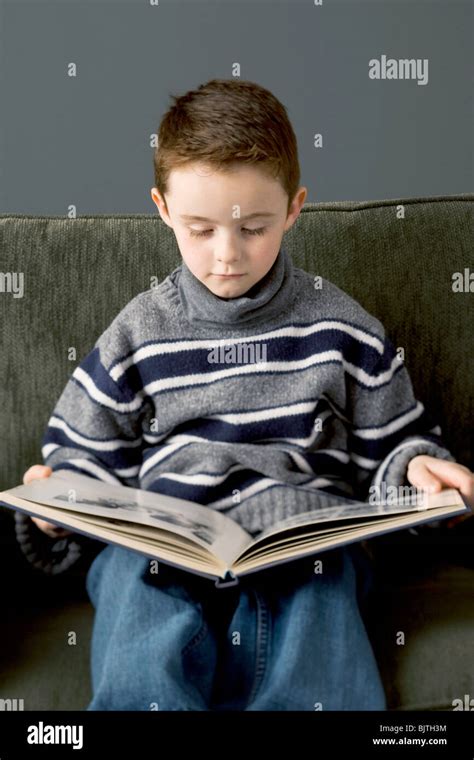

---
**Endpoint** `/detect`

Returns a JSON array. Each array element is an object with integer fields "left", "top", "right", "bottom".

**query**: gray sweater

[{"left": 15, "top": 245, "right": 454, "bottom": 574}]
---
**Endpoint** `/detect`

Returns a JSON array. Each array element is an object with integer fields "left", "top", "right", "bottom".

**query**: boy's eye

[{"left": 189, "top": 227, "right": 266, "bottom": 238}]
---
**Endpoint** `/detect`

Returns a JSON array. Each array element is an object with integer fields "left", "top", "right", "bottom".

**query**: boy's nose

[{"left": 215, "top": 251, "right": 242, "bottom": 266}]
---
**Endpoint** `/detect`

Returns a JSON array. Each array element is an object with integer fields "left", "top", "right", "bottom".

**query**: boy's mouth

[{"left": 212, "top": 273, "right": 245, "bottom": 278}]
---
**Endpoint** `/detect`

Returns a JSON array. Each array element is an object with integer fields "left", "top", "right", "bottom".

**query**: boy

[{"left": 17, "top": 79, "right": 474, "bottom": 711}]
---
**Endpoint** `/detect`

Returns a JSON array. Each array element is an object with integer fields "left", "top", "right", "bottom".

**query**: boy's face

[{"left": 151, "top": 163, "right": 307, "bottom": 299}]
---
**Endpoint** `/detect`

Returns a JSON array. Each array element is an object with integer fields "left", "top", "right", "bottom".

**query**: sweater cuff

[
  {"left": 369, "top": 438, "right": 456, "bottom": 534},
  {"left": 14, "top": 511, "right": 102, "bottom": 576},
  {"left": 370, "top": 437, "right": 456, "bottom": 494}
]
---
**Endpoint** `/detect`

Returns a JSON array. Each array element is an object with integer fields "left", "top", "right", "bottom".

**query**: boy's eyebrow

[{"left": 179, "top": 212, "right": 277, "bottom": 223}]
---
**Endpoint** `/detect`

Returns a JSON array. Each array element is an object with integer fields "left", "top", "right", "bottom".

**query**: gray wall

[{"left": 0, "top": 0, "right": 472, "bottom": 212}]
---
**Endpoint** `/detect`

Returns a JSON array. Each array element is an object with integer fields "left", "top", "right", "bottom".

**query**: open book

[{"left": 0, "top": 471, "right": 469, "bottom": 587}]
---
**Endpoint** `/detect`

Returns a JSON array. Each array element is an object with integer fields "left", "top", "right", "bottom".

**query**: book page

[
  {"left": 252, "top": 486, "right": 467, "bottom": 545},
  {"left": 3, "top": 470, "right": 251, "bottom": 565},
  {"left": 233, "top": 498, "right": 469, "bottom": 576}
]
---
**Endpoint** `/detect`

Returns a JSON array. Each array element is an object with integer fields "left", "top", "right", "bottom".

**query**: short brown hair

[{"left": 153, "top": 78, "right": 301, "bottom": 216}]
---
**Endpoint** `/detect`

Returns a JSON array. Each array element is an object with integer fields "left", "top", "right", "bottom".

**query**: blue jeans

[{"left": 85, "top": 543, "right": 387, "bottom": 711}]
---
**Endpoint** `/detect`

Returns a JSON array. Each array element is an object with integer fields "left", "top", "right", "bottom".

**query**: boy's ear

[
  {"left": 283, "top": 186, "right": 308, "bottom": 233},
  {"left": 150, "top": 187, "right": 161, "bottom": 210},
  {"left": 150, "top": 188, "right": 173, "bottom": 228}
]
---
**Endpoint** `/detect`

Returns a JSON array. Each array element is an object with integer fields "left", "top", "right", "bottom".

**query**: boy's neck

[{"left": 174, "top": 245, "right": 296, "bottom": 328}]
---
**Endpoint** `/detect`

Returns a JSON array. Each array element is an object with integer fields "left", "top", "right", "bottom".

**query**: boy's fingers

[
  {"left": 408, "top": 457, "right": 474, "bottom": 510},
  {"left": 407, "top": 462, "right": 442, "bottom": 492},
  {"left": 420, "top": 459, "right": 474, "bottom": 504},
  {"left": 23, "top": 465, "right": 52, "bottom": 485},
  {"left": 417, "top": 477, "right": 441, "bottom": 493},
  {"left": 420, "top": 457, "right": 473, "bottom": 490},
  {"left": 31, "top": 516, "right": 73, "bottom": 537},
  {"left": 23, "top": 467, "right": 73, "bottom": 536}
]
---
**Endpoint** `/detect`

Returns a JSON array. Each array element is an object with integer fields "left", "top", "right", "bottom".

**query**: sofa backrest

[{"left": 0, "top": 194, "right": 472, "bottom": 491}]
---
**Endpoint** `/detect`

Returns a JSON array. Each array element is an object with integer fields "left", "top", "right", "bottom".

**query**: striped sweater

[{"left": 15, "top": 244, "right": 454, "bottom": 574}]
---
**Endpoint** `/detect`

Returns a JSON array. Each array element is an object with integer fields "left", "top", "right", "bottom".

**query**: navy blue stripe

[
  {"left": 115, "top": 329, "right": 394, "bottom": 394},
  {"left": 167, "top": 407, "right": 331, "bottom": 444},
  {"left": 121, "top": 356, "right": 405, "bottom": 399},
  {"left": 108, "top": 317, "right": 388, "bottom": 372},
  {"left": 76, "top": 337, "right": 401, "bottom": 402},
  {"left": 43, "top": 429, "right": 142, "bottom": 470},
  {"left": 79, "top": 347, "right": 126, "bottom": 398},
  {"left": 144, "top": 467, "right": 264, "bottom": 504}
]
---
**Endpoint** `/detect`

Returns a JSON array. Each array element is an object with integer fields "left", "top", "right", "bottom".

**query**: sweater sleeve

[
  {"left": 15, "top": 318, "right": 148, "bottom": 575},
  {"left": 345, "top": 331, "right": 456, "bottom": 506}
]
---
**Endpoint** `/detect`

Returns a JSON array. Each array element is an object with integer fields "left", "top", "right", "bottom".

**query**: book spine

[{"left": 214, "top": 570, "right": 239, "bottom": 589}]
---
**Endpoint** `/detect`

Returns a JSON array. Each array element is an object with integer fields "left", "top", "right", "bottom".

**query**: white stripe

[
  {"left": 288, "top": 447, "right": 353, "bottom": 470},
  {"left": 208, "top": 400, "right": 316, "bottom": 425},
  {"left": 138, "top": 351, "right": 400, "bottom": 400},
  {"left": 302, "top": 477, "right": 354, "bottom": 494},
  {"left": 73, "top": 367, "right": 146, "bottom": 413},
  {"left": 288, "top": 451, "right": 315, "bottom": 474},
  {"left": 151, "top": 463, "right": 246, "bottom": 487},
  {"left": 110, "top": 320, "right": 386, "bottom": 381},
  {"left": 350, "top": 452, "right": 380, "bottom": 470},
  {"left": 50, "top": 459, "right": 123, "bottom": 485},
  {"left": 351, "top": 401, "right": 425, "bottom": 440},
  {"left": 139, "top": 441, "right": 189, "bottom": 479},
  {"left": 114, "top": 465, "right": 141, "bottom": 478},
  {"left": 42, "top": 443, "right": 60, "bottom": 459},
  {"left": 48, "top": 415, "right": 142, "bottom": 451},
  {"left": 315, "top": 448, "right": 351, "bottom": 464},
  {"left": 342, "top": 355, "right": 402, "bottom": 389}
]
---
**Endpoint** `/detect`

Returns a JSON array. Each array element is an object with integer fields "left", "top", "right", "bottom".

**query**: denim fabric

[{"left": 85, "top": 544, "right": 386, "bottom": 711}]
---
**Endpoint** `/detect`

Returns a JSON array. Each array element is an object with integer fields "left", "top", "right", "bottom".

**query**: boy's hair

[{"left": 153, "top": 78, "right": 301, "bottom": 216}]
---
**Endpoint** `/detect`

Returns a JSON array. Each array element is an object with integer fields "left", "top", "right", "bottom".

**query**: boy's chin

[{"left": 205, "top": 277, "right": 252, "bottom": 299}]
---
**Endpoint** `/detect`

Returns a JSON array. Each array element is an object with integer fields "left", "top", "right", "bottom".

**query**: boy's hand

[
  {"left": 407, "top": 455, "right": 474, "bottom": 527},
  {"left": 23, "top": 464, "right": 74, "bottom": 538}
]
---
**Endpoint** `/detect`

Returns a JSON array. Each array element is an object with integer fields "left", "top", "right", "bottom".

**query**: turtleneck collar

[{"left": 172, "top": 244, "right": 296, "bottom": 328}]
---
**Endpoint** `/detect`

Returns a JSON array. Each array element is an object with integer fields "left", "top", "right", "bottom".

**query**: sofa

[{"left": 0, "top": 193, "right": 473, "bottom": 711}]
